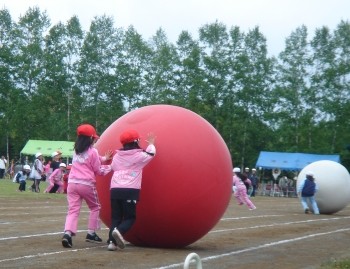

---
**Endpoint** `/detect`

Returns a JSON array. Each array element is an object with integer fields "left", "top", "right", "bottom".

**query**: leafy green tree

[
  {"left": 326, "top": 21, "right": 350, "bottom": 151},
  {"left": 0, "top": 8, "right": 18, "bottom": 156},
  {"left": 233, "top": 27, "right": 276, "bottom": 166},
  {"left": 63, "top": 16, "right": 85, "bottom": 139},
  {"left": 310, "top": 25, "right": 337, "bottom": 152},
  {"left": 77, "top": 15, "right": 123, "bottom": 132},
  {"left": 40, "top": 16, "right": 85, "bottom": 141},
  {"left": 310, "top": 21, "right": 350, "bottom": 156},
  {"left": 142, "top": 28, "right": 179, "bottom": 105},
  {"left": 175, "top": 30, "right": 206, "bottom": 111},
  {"left": 221, "top": 26, "right": 275, "bottom": 167},
  {"left": 198, "top": 21, "right": 230, "bottom": 128},
  {"left": 12, "top": 7, "right": 50, "bottom": 96},
  {"left": 115, "top": 26, "right": 152, "bottom": 111},
  {"left": 1, "top": 6, "right": 350, "bottom": 171},
  {"left": 8, "top": 7, "right": 51, "bottom": 150},
  {"left": 274, "top": 25, "right": 316, "bottom": 152}
]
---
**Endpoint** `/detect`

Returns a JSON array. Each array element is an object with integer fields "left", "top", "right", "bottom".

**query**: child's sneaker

[
  {"left": 112, "top": 228, "right": 125, "bottom": 249},
  {"left": 62, "top": 233, "right": 72, "bottom": 248},
  {"left": 85, "top": 232, "right": 103, "bottom": 243},
  {"left": 107, "top": 241, "right": 117, "bottom": 251}
]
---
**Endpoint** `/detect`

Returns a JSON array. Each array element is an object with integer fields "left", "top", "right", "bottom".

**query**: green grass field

[{"left": 321, "top": 259, "right": 350, "bottom": 269}]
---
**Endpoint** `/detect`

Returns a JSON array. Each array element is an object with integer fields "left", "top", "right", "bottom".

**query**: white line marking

[
  {"left": 0, "top": 228, "right": 109, "bottom": 241},
  {"left": 1, "top": 215, "right": 350, "bottom": 265},
  {"left": 221, "top": 214, "right": 285, "bottom": 220},
  {"left": 152, "top": 227, "right": 350, "bottom": 269},
  {"left": 210, "top": 216, "right": 350, "bottom": 233},
  {"left": 0, "top": 246, "right": 104, "bottom": 263}
]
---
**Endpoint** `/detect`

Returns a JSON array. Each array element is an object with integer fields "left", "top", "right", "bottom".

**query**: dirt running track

[{"left": 1, "top": 192, "right": 350, "bottom": 269}]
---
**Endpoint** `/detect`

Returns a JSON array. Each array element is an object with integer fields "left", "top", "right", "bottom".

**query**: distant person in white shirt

[{"left": 0, "top": 155, "right": 7, "bottom": 179}]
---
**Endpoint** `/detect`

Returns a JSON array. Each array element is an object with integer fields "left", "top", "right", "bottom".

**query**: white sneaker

[
  {"left": 249, "top": 206, "right": 257, "bottom": 210},
  {"left": 108, "top": 241, "right": 117, "bottom": 251},
  {"left": 112, "top": 228, "right": 125, "bottom": 249}
]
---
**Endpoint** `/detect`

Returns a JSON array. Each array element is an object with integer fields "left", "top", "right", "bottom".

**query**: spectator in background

[
  {"left": 250, "top": 168, "right": 259, "bottom": 197},
  {"left": 15, "top": 165, "right": 31, "bottom": 192},
  {"left": 0, "top": 155, "right": 7, "bottom": 179},
  {"left": 44, "top": 160, "right": 52, "bottom": 179},
  {"left": 9, "top": 159, "right": 15, "bottom": 178},
  {"left": 287, "top": 177, "right": 297, "bottom": 197},
  {"left": 232, "top": 167, "right": 256, "bottom": 210},
  {"left": 297, "top": 171, "right": 320, "bottom": 215},
  {"left": 279, "top": 176, "right": 289, "bottom": 197},
  {"left": 45, "top": 163, "right": 66, "bottom": 193},
  {"left": 30, "top": 152, "right": 44, "bottom": 192},
  {"left": 243, "top": 167, "right": 251, "bottom": 194},
  {"left": 51, "top": 151, "right": 62, "bottom": 172}
]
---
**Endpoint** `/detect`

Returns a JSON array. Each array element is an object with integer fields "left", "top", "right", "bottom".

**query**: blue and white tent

[{"left": 255, "top": 151, "right": 340, "bottom": 171}]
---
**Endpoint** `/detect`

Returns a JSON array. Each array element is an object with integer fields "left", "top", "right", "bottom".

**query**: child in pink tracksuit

[
  {"left": 107, "top": 130, "right": 156, "bottom": 251},
  {"left": 44, "top": 163, "right": 66, "bottom": 193},
  {"left": 232, "top": 167, "right": 256, "bottom": 210},
  {"left": 61, "top": 124, "right": 112, "bottom": 248}
]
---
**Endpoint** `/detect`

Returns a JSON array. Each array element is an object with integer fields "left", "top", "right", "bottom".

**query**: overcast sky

[{"left": 2, "top": 0, "right": 350, "bottom": 56}]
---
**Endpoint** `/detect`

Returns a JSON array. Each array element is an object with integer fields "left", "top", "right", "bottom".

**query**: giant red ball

[{"left": 95, "top": 105, "right": 232, "bottom": 248}]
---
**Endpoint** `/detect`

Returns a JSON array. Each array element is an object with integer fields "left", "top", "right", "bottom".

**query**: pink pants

[
  {"left": 45, "top": 179, "right": 63, "bottom": 193},
  {"left": 64, "top": 183, "right": 101, "bottom": 235},
  {"left": 234, "top": 185, "right": 256, "bottom": 209}
]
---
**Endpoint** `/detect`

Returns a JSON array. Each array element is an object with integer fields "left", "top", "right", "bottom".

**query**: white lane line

[
  {"left": 0, "top": 206, "right": 67, "bottom": 210},
  {"left": 222, "top": 215, "right": 286, "bottom": 220},
  {"left": 1, "top": 216, "right": 349, "bottom": 241},
  {"left": 0, "top": 228, "right": 109, "bottom": 241},
  {"left": 1, "top": 216, "right": 349, "bottom": 265},
  {"left": 0, "top": 210, "right": 89, "bottom": 217},
  {"left": 0, "top": 246, "right": 104, "bottom": 263},
  {"left": 211, "top": 216, "right": 350, "bottom": 233},
  {"left": 152, "top": 227, "right": 350, "bottom": 269}
]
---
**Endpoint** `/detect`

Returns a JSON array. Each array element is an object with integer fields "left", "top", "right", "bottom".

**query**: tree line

[{"left": 0, "top": 7, "right": 350, "bottom": 169}]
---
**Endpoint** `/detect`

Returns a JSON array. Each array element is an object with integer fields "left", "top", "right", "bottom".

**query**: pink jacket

[
  {"left": 232, "top": 175, "right": 246, "bottom": 190},
  {"left": 49, "top": 168, "right": 63, "bottom": 184},
  {"left": 110, "top": 144, "right": 156, "bottom": 190},
  {"left": 68, "top": 147, "right": 111, "bottom": 187},
  {"left": 45, "top": 168, "right": 64, "bottom": 193}
]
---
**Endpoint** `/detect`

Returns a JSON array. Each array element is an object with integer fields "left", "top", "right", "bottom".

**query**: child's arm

[{"left": 145, "top": 133, "right": 156, "bottom": 156}]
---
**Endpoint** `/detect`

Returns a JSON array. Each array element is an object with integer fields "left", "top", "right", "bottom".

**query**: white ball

[{"left": 297, "top": 160, "right": 350, "bottom": 214}]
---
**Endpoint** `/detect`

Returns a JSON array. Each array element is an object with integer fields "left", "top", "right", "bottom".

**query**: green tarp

[{"left": 20, "top": 140, "right": 74, "bottom": 158}]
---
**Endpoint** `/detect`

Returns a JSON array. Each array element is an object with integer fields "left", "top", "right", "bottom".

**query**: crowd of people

[
  {"left": 231, "top": 166, "right": 320, "bottom": 215},
  {"left": 6, "top": 150, "right": 71, "bottom": 193}
]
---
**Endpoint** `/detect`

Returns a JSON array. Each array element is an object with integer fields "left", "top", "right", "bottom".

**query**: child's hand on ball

[{"left": 146, "top": 133, "right": 156, "bottom": 145}]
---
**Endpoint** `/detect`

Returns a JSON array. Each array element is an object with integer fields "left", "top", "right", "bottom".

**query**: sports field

[{"left": 0, "top": 179, "right": 349, "bottom": 269}]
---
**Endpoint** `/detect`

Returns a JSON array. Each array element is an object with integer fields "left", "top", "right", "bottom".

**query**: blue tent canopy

[{"left": 255, "top": 151, "right": 340, "bottom": 171}]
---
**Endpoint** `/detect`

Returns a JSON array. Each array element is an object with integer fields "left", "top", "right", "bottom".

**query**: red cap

[
  {"left": 120, "top": 130, "right": 140, "bottom": 145},
  {"left": 77, "top": 124, "right": 99, "bottom": 138}
]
